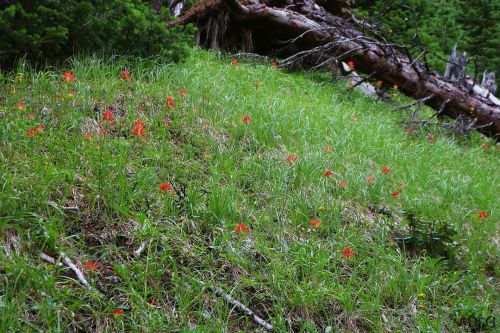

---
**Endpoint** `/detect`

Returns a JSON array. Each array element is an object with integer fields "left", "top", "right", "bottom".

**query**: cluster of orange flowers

[{"left": 21, "top": 70, "right": 493, "bottom": 252}]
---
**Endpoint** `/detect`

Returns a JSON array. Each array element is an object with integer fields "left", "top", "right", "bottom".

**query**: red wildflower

[
  {"left": 323, "top": 170, "right": 334, "bottom": 177},
  {"left": 367, "top": 176, "right": 376, "bottom": 184},
  {"left": 342, "top": 247, "right": 355, "bottom": 258},
  {"left": 347, "top": 60, "right": 355, "bottom": 70},
  {"left": 178, "top": 88, "right": 187, "bottom": 95},
  {"left": 98, "top": 129, "right": 106, "bottom": 136},
  {"left": 35, "top": 124, "right": 45, "bottom": 132},
  {"left": 382, "top": 166, "right": 390, "bottom": 174},
  {"left": 338, "top": 180, "right": 347, "bottom": 188},
  {"left": 27, "top": 128, "right": 36, "bottom": 137},
  {"left": 165, "top": 97, "right": 175, "bottom": 108},
  {"left": 132, "top": 118, "right": 146, "bottom": 137},
  {"left": 427, "top": 134, "right": 436, "bottom": 143},
  {"left": 113, "top": 309, "right": 124, "bottom": 316},
  {"left": 102, "top": 109, "right": 113, "bottom": 121},
  {"left": 231, "top": 59, "right": 238, "bottom": 66},
  {"left": 163, "top": 119, "right": 172, "bottom": 127},
  {"left": 478, "top": 211, "right": 489, "bottom": 219},
  {"left": 121, "top": 70, "right": 132, "bottom": 80},
  {"left": 271, "top": 61, "right": 278, "bottom": 68},
  {"left": 392, "top": 84, "right": 399, "bottom": 89},
  {"left": 309, "top": 219, "right": 321, "bottom": 227},
  {"left": 406, "top": 127, "right": 414, "bottom": 134},
  {"left": 132, "top": 125, "right": 145, "bottom": 137},
  {"left": 63, "top": 71, "right": 76, "bottom": 83},
  {"left": 284, "top": 155, "right": 298, "bottom": 164},
  {"left": 84, "top": 132, "right": 93, "bottom": 139},
  {"left": 235, "top": 223, "right": 249, "bottom": 234},
  {"left": 17, "top": 102, "right": 26, "bottom": 110},
  {"left": 482, "top": 143, "right": 490, "bottom": 150},
  {"left": 159, "top": 182, "right": 173, "bottom": 193},
  {"left": 391, "top": 191, "right": 400, "bottom": 198},
  {"left": 324, "top": 145, "right": 333, "bottom": 152},
  {"left": 241, "top": 115, "right": 252, "bottom": 124},
  {"left": 83, "top": 261, "right": 101, "bottom": 271},
  {"left": 375, "top": 80, "right": 383, "bottom": 87},
  {"left": 28, "top": 112, "right": 35, "bottom": 120},
  {"left": 133, "top": 118, "right": 145, "bottom": 128}
]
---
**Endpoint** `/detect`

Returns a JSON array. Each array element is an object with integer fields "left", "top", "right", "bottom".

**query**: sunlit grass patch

[{"left": 0, "top": 49, "right": 498, "bottom": 332}]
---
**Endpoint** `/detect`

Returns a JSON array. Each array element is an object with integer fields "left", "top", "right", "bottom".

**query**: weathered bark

[{"left": 170, "top": 0, "right": 500, "bottom": 140}]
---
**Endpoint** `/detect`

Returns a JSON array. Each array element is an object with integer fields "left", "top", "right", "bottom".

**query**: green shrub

[{"left": 0, "top": 0, "right": 192, "bottom": 66}]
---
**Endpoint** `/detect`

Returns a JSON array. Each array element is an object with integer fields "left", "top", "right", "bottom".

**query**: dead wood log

[{"left": 170, "top": 0, "right": 500, "bottom": 140}]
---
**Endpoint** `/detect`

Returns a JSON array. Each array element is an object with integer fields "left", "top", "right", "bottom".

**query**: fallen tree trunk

[{"left": 169, "top": 0, "right": 500, "bottom": 140}]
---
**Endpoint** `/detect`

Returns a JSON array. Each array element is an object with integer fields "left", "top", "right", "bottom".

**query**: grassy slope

[{"left": 0, "top": 49, "right": 498, "bottom": 332}]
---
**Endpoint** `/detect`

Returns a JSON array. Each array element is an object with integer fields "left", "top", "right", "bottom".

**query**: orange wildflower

[
  {"left": 63, "top": 71, "right": 76, "bottom": 83},
  {"left": 241, "top": 115, "right": 252, "bottom": 124},
  {"left": 113, "top": 309, "right": 124, "bottom": 316},
  {"left": 235, "top": 223, "right": 249, "bottom": 234},
  {"left": 478, "top": 211, "right": 489, "bottom": 219},
  {"left": 342, "top": 247, "right": 355, "bottom": 258},
  {"left": 160, "top": 182, "right": 173, "bottom": 192},
  {"left": 284, "top": 155, "right": 298, "bottom": 164},
  {"left": 83, "top": 261, "right": 101, "bottom": 271},
  {"left": 309, "top": 219, "right": 321, "bottom": 227},
  {"left": 121, "top": 70, "right": 132, "bottom": 80}
]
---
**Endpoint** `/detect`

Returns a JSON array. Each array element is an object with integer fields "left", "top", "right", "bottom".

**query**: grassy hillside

[{"left": 0, "top": 49, "right": 498, "bottom": 332}]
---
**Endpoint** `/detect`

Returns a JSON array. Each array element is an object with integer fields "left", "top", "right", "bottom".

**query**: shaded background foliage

[
  {"left": 0, "top": 0, "right": 193, "bottom": 67},
  {"left": 354, "top": 0, "right": 500, "bottom": 79},
  {"left": 0, "top": 0, "right": 498, "bottom": 81}
]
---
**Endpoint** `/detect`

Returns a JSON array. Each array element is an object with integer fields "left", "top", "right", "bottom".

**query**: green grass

[{"left": 0, "top": 48, "right": 498, "bottom": 332}]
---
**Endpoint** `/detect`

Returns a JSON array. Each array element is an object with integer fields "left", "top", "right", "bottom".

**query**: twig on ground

[
  {"left": 399, "top": 94, "right": 436, "bottom": 110},
  {"left": 40, "top": 253, "right": 64, "bottom": 267},
  {"left": 199, "top": 280, "right": 273, "bottom": 331},
  {"left": 3, "top": 233, "right": 20, "bottom": 259},
  {"left": 60, "top": 252, "right": 91, "bottom": 290},
  {"left": 133, "top": 242, "right": 147, "bottom": 258}
]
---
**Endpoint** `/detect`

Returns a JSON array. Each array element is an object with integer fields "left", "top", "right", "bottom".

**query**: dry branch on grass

[
  {"left": 196, "top": 280, "right": 273, "bottom": 331},
  {"left": 41, "top": 253, "right": 92, "bottom": 290}
]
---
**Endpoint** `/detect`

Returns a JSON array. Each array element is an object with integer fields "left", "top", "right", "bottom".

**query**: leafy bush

[{"left": 0, "top": 0, "right": 192, "bottom": 66}]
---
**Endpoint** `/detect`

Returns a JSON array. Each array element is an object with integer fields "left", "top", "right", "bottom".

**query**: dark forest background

[
  {"left": 1, "top": 0, "right": 498, "bottom": 80},
  {"left": 354, "top": 0, "right": 499, "bottom": 80}
]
